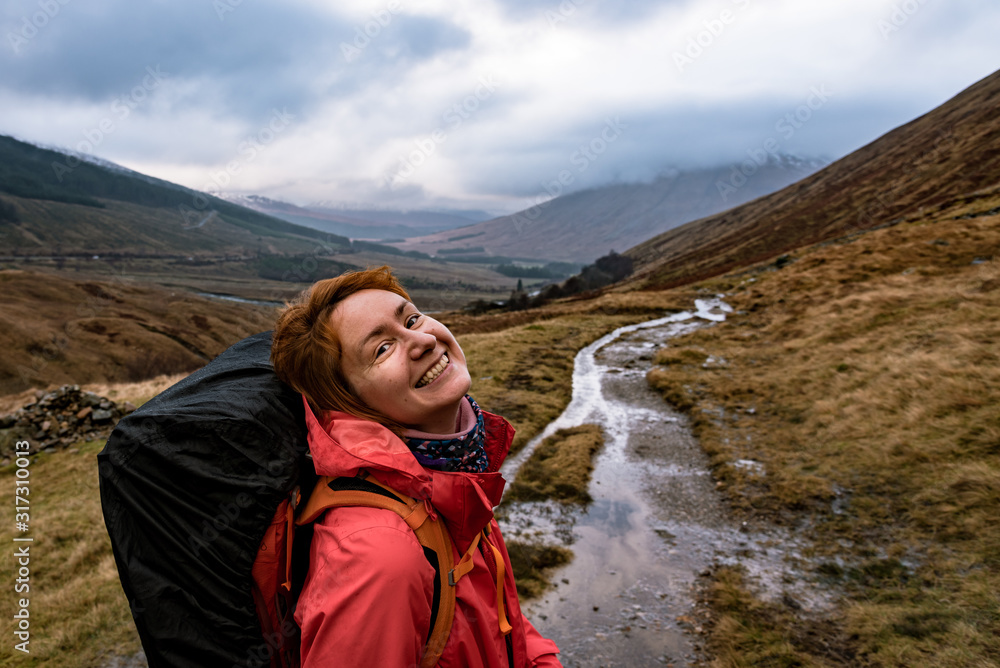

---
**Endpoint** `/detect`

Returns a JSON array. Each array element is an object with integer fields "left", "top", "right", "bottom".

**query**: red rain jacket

[{"left": 296, "top": 399, "right": 562, "bottom": 667}]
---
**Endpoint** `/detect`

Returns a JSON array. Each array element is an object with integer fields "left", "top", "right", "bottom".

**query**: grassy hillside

[
  {"left": 0, "top": 194, "right": 328, "bottom": 257},
  {"left": 626, "top": 68, "right": 1000, "bottom": 291},
  {"left": 646, "top": 192, "right": 999, "bottom": 666},
  {"left": 0, "top": 269, "right": 276, "bottom": 395},
  {"left": 0, "top": 135, "right": 337, "bottom": 255}
]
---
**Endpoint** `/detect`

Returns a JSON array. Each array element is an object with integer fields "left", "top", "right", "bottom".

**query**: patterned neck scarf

[{"left": 404, "top": 395, "right": 488, "bottom": 473}]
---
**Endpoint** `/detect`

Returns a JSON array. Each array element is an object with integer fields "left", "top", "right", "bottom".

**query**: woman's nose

[{"left": 406, "top": 328, "right": 437, "bottom": 357}]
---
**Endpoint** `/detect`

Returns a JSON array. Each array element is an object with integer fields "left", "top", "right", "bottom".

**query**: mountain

[
  {"left": 0, "top": 135, "right": 337, "bottom": 257},
  {"left": 229, "top": 195, "right": 492, "bottom": 241},
  {"left": 624, "top": 69, "right": 1000, "bottom": 289},
  {"left": 390, "top": 155, "right": 827, "bottom": 264}
]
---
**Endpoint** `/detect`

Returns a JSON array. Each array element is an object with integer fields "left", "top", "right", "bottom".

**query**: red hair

[{"left": 271, "top": 266, "right": 411, "bottom": 429}]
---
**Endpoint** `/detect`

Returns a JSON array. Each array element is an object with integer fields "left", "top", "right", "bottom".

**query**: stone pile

[{"left": 0, "top": 385, "right": 136, "bottom": 458}]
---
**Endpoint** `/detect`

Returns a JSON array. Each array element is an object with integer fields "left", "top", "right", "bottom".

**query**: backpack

[{"left": 99, "top": 331, "right": 455, "bottom": 668}]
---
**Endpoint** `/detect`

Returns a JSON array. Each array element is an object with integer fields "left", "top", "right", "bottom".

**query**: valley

[{"left": 1, "top": 66, "right": 999, "bottom": 668}]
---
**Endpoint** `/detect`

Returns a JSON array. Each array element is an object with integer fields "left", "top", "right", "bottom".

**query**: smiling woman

[{"left": 270, "top": 266, "right": 562, "bottom": 667}]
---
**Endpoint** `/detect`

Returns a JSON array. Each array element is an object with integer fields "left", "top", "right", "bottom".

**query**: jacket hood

[{"left": 302, "top": 397, "right": 514, "bottom": 551}]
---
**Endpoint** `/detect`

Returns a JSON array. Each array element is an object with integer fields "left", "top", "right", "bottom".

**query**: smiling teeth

[{"left": 417, "top": 353, "right": 449, "bottom": 388}]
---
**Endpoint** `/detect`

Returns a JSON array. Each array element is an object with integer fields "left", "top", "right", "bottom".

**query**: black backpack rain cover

[{"left": 99, "top": 331, "right": 312, "bottom": 668}]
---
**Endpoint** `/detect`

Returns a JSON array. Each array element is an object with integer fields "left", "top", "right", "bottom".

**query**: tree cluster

[
  {"left": 465, "top": 251, "right": 634, "bottom": 314},
  {"left": 537, "top": 251, "right": 633, "bottom": 301}
]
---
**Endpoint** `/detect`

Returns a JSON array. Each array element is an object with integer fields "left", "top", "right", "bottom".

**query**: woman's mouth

[{"left": 416, "top": 353, "right": 449, "bottom": 388}]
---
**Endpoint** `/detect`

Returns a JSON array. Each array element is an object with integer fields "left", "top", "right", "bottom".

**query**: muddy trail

[{"left": 499, "top": 300, "right": 820, "bottom": 667}]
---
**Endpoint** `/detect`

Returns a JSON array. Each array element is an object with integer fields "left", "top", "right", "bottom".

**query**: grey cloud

[
  {"left": 451, "top": 95, "right": 926, "bottom": 199},
  {"left": 494, "top": 0, "right": 685, "bottom": 25},
  {"left": 0, "top": 1, "right": 470, "bottom": 122}
]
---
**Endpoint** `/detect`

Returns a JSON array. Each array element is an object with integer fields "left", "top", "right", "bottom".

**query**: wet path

[{"left": 499, "top": 300, "right": 792, "bottom": 667}]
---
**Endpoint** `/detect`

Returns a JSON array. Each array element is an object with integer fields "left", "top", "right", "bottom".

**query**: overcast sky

[{"left": 2, "top": 0, "right": 998, "bottom": 215}]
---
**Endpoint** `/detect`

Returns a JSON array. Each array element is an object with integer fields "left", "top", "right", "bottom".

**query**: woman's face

[{"left": 329, "top": 289, "right": 472, "bottom": 434}]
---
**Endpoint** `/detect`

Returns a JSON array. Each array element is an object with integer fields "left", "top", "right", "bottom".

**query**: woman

[{"left": 271, "top": 266, "right": 562, "bottom": 667}]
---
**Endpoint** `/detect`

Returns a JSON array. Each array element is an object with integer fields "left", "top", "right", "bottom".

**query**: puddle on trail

[{"left": 499, "top": 299, "right": 820, "bottom": 667}]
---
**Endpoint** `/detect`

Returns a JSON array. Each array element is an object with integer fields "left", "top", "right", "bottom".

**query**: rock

[
  {"left": 782, "top": 593, "right": 803, "bottom": 610},
  {"left": 80, "top": 393, "right": 102, "bottom": 407},
  {"left": 0, "top": 384, "right": 131, "bottom": 457}
]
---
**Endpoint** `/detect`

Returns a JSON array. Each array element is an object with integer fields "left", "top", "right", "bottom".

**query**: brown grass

[
  {"left": 80, "top": 374, "right": 187, "bottom": 409},
  {"left": 505, "top": 424, "right": 604, "bottom": 504},
  {"left": 0, "top": 440, "right": 142, "bottom": 667},
  {"left": 0, "top": 269, "right": 275, "bottom": 395},
  {"left": 648, "top": 196, "right": 1000, "bottom": 666},
  {"left": 704, "top": 566, "right": 852, "bottom": 668},
  {"left": 503, "top": 540, "right": 574, "bottom": 600},
  {"left": 442, "top": 289, "right": 694, "bottom": 335},
  {"left": 460, "top": 292, "right": 688, "bottom": 455}
]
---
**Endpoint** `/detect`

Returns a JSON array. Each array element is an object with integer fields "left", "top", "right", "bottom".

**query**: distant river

[{"left": 196, "top": 292, "right": 283, "bottom": 308}]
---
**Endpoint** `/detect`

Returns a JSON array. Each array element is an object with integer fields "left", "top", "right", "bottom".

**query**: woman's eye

[
  {"left": 406, "top": 314, "right": 421, "bottom": 328},
  {"left": 375, "top": 343, "right": 390, "bottom": 358}
]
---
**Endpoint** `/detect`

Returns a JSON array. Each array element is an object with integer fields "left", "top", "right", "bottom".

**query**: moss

[
  {"left": 505, "top": 540, "right": 574, "bottom": 600},
  {"left": 505, "top": 424, "right": 604, "bottom": 504}
]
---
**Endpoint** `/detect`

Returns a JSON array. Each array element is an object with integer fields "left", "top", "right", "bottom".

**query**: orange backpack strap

[
  {"left": 252, "top": 487, "right": 303, "bottom": 668},
  {"left": 297, "top": 474, "right": 456, "bottom": 668}
]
